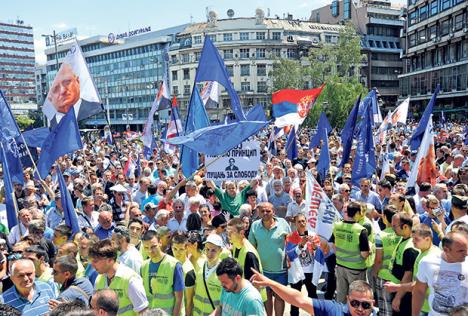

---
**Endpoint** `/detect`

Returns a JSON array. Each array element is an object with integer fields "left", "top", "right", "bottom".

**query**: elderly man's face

[
  {"left": 11, "top": 261, "right": 35, "bottom": 292},
  {"left": 48, "top": 63, "right": 80, "bottom": 114}
]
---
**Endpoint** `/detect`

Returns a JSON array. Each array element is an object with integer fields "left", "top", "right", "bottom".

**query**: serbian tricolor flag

[
  {"left": 272, "top": 84, "right": 325, "bottom": 127},
  {"left": 391, "top": 97, "right": 409, "bottom": 125},
  {"left": 407, "top": 115, "right": 438, "bottom": 188},
  {"left": 164, "top": 97, "right": 183, "bottom": 154},
  {"left": 123, "top": 157, "right": 136, "bottom": 178}
]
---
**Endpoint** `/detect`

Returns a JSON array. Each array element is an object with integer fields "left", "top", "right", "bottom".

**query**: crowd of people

[{"left": 0, "top": 120, "right": 466, "bottom": 316}]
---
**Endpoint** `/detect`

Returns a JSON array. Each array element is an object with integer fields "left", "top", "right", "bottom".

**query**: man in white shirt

[
  {"left": 178, "top": 181, "right": 205, "bottom": 216},
  {"left": 167, "top": 200, "right": 187, "bottom": 233},
  {"left": 413, "top": 231, "right": 468, "bottom": 316},
  {"left": 112, "top": 226, "right": 143, "bottom": 274},
  {"left": 8, "top": 208, "right": 32, "bottom": 245}
]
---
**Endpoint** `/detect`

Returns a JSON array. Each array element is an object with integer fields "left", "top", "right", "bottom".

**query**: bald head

[{"left": 99, "top": 211, "right": 113, "bottom": 229}]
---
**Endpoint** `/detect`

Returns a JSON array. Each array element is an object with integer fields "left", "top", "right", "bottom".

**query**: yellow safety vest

[
  {"left": 359, "top": 217, "right": 376, "bottom": 268},
  {"left": 141, "top": 255, "right": 179, "bottom": 314},
  {"left": 95, "top": 265, "right": 141, "bottom": 316},
  {"left": 193, "top": 260, "right": 222, "bottom": 316},
  {"left": 232, "top": 239, "right": 267, "bottom": 302},
  {"left": 390, "top": 237, "right": 419, "bottom": 284},
  {"left": 377, "top": 227, "right": 401, "bottom": 282},
  {"left": 333, "top": 221, "right": 367, "bottom": 270}
]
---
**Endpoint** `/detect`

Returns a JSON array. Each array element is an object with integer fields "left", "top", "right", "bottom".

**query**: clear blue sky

[{"left": 1, "top": 0, "right": 404, "bottom": 64}]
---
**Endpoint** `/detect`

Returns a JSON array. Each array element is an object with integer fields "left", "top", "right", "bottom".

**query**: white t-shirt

[{"left": 417, "top": 252, "right": 468, "bottom": 316}]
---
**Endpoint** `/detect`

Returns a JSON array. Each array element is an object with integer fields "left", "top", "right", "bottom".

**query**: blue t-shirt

[
  {"left": 141, "top": 195, "right": 162, "bottom": 211},
  {"left": 1, "top": 281, "right": 56, "bottom": 316},
  {"left": 313, "top": 299, "right": 377, "bottom": 316},
  {"left": 148, "top": 257, "right": 184, "bottom": 293},
  {"left": 419, "top": 212, "right": 451, "bottom": 246}
]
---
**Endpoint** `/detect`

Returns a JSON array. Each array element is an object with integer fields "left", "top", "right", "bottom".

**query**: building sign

[
  {"left": 205, "top": 140, "right": 260, "bottom": 181},
  {"left": 108, "top": 26, "right": 151, "bottom": 43},
  {"left": 45, "top": 28, "right": 78, "bottom": 46}
]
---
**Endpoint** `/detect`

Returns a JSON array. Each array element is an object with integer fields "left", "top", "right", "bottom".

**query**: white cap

[
  {"left": 204, "top": 234, "right": 224, "bottom": 248},
  {"left": 110, "top": 184, "right": 127, "bottom": 193}
]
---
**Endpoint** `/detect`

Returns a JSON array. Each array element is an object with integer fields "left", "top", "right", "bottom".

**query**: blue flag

[
  {"left": 56, "top": 166, "right": 80, "bottom": 235},
  {"left": 339, "top": 95, "right": 361, "bottom": 167},
  {"left": 181, "top": 87, "right": 210, "bottom": 177},
  {"left": 286, "top": 126, "right": 298, "bottom": 161},
  {"left": 309, "top": 112, "right": 332, "bottom": 149},
  {"left": 410, "top": 84, "right": 440, "bottom": 151},
  {"left": 316, "top": 127, "right": 330, "bottom": 183},
  {"left": 195, "top": 36, "right": 245, "bottom": 121},
  {"left": 352, "top": 99, "right": 376, "bottom": 186},
  {"left": 36, "top": 107, "right": 83, "bottom": 179},
  {"left": 440, "top": 110, "right": 446, "bottom": 127},
  {"left": 0, "top": 90, "right": 23, "bottom": 229},
  {"left": 165, "top": 119, "right": 268, "bottom": 156}
]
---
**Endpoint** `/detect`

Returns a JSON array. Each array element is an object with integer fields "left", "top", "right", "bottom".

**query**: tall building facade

[
  {"left": 310, "top": 0, "right": 404, "bottom": 109},
  {"left": 399, "top": 0, "right": 468, "bottom": 117},
  {"left": 169, "top": 9, "right": 343, "bottom": 120},
  {"left": 0, "top": 20, "right": 37, "bottom": 113},
  {"left": 43, "top": 25, "right": 187, "bottom": 130}
]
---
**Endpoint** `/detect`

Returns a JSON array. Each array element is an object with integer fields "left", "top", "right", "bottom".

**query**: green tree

[
  {"left": 269, "top": 58, "right": 303, "bottom": 91},
  {"left": 15, "top": 115, "right": 34, "bottom": 130}
]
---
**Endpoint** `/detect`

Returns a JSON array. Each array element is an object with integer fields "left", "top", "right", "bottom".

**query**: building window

[
  {"left": 223, "top": 33, "right": 233, "bottom": 41},
  {"left": 194, "top": 35, "right": 202, "bottom": 44},
  {"left": 195, "top": 52, "right": 201, "bottom": 61},
  {"left": 272, "top": 32, "right": 281, "bottom": 40},
  {"left": 256, "top": 32, "right": 266, "bottom": 40},
  {"left": 325, "top": 35, "right": 333, "bottom": 43},
  {"left": 184, "top": 85, "right": 190, "bottom": 95},
  {"left": 240, "top": 32, "right": 249, "bottom": 40},
  {"left": 183, "top": 68, "right": 190, "bottom": 80},
  {"left": 429, "top": 24, "right": 437, "bottom": 39},
  {"left": 343, "top": 0, "right": 351, "bottom": 19},
  {"left": 409, "top": 10, "right": 418, "bottom": 26},
  {"left": 181, "top": 54, "right": 190, "bottom": 63},
  {"left": 223, "top": 49, "right": 233, "bottom": 60},
  {"left": 287, "top": 48, "right": 297, "bottom": 59},
  {"left": 171, "top": 55, "right": 177, "bottom": 64},
  {"left": 256, "top": 48, "right": 266, "bottom": 59},
  {"left": 454, "top": 14, "right": 464, "bottom": 31},
  {"left": 430, "top": 1, "right": 438, "bottom": 16},
  {"left": 207, "top": 34, "right": 216, "bottom": 42},
  {"left": 409, "top": 33, "right": 417, "bottom": 47},
  {"left": 272, "top": 48, "right": 281, "bottom": 57},
  {"left": 257, "top": 81, "right": 267, "bottom": 92},
  {"left": 240, "top": 48, "right": 249, "bottom": 59},
  {"left": 441, "top": 0, "right": 450, "bottom": 10},
  {"left": 418, "top": 29, "right": 426, "bottom": 43},
  {"left": 172, "top": 71, "right": 178, "bottom": 81},
  {"left": 226, "top": 65, "right": 234, "bottom": 76},
  {"left": 240, "top": 64, "right": 250, "bottom": 76},
  {"left": 331, "top": 0, "right": 339, "bottom": 17},
  {"left": 257, "top": 64, "right": 267, "bottom": 76},
  {"left": 441, "top": 19, "right": 450, "bottom": 35},
  {"left": 419, "top": 5, "right": 428, "bottom": 21},
  {"left": 241, "top": 82, "right": 250, "bottom": 91},
  {"left": 173, "top": 86, "right": 179, "bottom": 95}
]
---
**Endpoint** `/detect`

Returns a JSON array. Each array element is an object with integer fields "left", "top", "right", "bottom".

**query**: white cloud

[
  {"left": 34, "top": 37, "right": 47, "bottom": 65},
  {"left": 52, "top": 22, "right": 68, "bottom": 30}
]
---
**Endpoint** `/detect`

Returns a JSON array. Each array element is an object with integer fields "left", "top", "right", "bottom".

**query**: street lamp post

[{"left": 41, "top": 30, "right": 59, "bottom": 72}]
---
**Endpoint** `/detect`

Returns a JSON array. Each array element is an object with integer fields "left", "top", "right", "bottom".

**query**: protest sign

[
  {"left": 305, "top": 171, "right": 340, "bottom": 240},
  {"left": 205, "top": 140, "right": 260, "bottom": 181}
]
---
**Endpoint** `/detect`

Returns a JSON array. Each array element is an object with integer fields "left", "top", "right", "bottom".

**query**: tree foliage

[
  {"left": 15, "top": 115, "right": 34, "bottom": 130},
  {"left": 269, "top": 23, "right": 367, "bottom": 128}
]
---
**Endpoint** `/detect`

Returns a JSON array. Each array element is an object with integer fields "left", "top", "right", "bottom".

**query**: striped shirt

[{"left": 1, "top": 281, "right": 56, "bottom": 316}]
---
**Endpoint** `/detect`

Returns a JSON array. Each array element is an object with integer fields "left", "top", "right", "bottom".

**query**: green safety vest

[
  {"left": 359, "top": 217, "right": 376, "bottom": 268},
  {"left": 377, "top": 227, "right": 401, "bottom": 282},
  {"left": 141, "top": 255, "right": 179, "bottom": 314},
  {"left": 95, "top": 265, "right": 141, "bottom": 316},
  {"left": 232, "top": 240, "right": 267, "bottom": 302},
  {"left": 180, "top": 258, "right": 195, "bottom": 316},
  {"left": 333, "top": 221, "right": 367, "bottom": 270},
  {"left": 193, "top": 260, "right": 222, "bottom": 316},
  {"left": 390, "top": 237, "right": 419, "bottom": 284},
  {"left": 413, "top": 245, "right": 441, "bottom": 313}
]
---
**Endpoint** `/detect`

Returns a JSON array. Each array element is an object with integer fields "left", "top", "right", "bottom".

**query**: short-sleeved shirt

[
  {"left": 312, "top": 299, "right": 377, "bottom": 316},
  {"left": 248, "top": 217, "right": 291, "bottom": 273},
  {"left": 148, "top": 258, "right": 184, "bottom": 293},
  {"left": 220, "top": 280, "right": 266, "bottom": 316},
  {"left": 1, "top": 281, "right": 56, "bottom": 316},
  {"left": 417, "top": 252, "right": 468, "bottom": 316}
]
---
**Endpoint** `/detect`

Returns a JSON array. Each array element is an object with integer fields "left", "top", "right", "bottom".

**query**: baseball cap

[
  {"left": 110, "top": 184, "right": 127, "bottom": 193},
  {"left": 204, "top": 234, "right": 224, "bottom": 248},
  {"left": 144, "top": 202, "right": 157, "bottom": 211}
]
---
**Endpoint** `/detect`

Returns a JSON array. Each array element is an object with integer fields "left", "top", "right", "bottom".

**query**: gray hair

[
  {"left": 11, "top": 259, "right": 35, "bottom": 276},
  {"left": 239, "top": 204, "right": 252, "bottom": 216}
]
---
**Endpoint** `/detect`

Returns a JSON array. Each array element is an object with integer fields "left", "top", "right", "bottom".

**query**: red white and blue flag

[
  {"left": 272, "top": 84, "right": 325, "bottom": 127},
  {"left": 164, "top": 97, "right": 183, "bottom": 154},
  {"left": 200, "top": 81, "right": 219, "bottom": 109}
]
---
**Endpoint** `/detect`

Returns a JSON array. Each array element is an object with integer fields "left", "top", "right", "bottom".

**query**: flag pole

[{"left": 11, "top": 191, "right": 22, "bottom": 236}]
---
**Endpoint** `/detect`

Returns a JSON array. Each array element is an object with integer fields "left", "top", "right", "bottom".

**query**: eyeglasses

[
  {"left": 52, "top": 269, "right": 63, "bottom": 275},
  {"left": 350, "top": 299, "right": 372, "bottom": 310}
]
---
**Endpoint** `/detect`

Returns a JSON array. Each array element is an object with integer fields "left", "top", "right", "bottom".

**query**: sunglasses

[{"left": 350, "top": 299, "right": 372, "bottom": 310}]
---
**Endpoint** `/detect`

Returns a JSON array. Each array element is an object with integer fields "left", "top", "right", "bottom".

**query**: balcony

[{"left": 369, "top": 17, "right": 404, "bottom": 27}]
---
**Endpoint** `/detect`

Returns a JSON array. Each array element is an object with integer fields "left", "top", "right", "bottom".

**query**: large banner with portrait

[
  {"left": 42, "top": 41, "right": 102, "bottom": 125},
  {"left": 205, "top": 140, "right": 260, "bottom": 181},
  {"left": 305, "top": 171, "right": 341, "bottom": 240}
]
